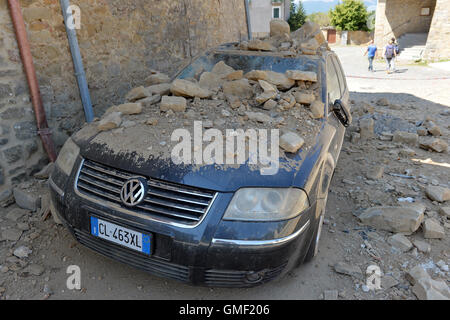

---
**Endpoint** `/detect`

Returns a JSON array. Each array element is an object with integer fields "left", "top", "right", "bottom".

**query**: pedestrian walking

[
  {"left": 364, "top": 40, "right": 377, "bottom": 72},
  {"left": 383, "top": 39, "right": 397, "bottom": 74}
]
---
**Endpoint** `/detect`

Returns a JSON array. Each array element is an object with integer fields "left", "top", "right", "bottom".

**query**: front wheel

[{"left": 303, "top": 198, "right": 327, "bottom": 263}]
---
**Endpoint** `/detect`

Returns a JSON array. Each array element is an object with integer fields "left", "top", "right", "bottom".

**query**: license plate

[{"left": 90, "top": 217, "right": 151, "bottom": 255}]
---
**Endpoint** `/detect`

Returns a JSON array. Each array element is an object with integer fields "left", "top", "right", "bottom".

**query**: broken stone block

[
  {"left": 199, "top": 72, "right": 224, "bottom": 90},
  {"left": 125, "top": 86, "right": 150, "bottom": 102},
  {"left": 263, "top": 99, "right": 277, "bottom": 110},
  {"left": 145, "top": 72, "right": 170, "bottom": 86},
  {"left": 270, "top": 19, "right": 290, "bottom": 37},
  {"left": 225, "top": 94, "right": 242, "bottom": 109},
  {"left": 224, "top": 70, "right": 243, "bottom": 81},
  {"left": 286, "top": 70, "right": 317, "bottom": 82},
  {"left": 107, "top": 103, "right": 143, "bottom": 115},
  {"left": 310, "top": 100, "right": 324, "bottom": 119},
  {"left": 351, "top": 132, "right": 361, "bottom": 144},
  {"left": 98, "top": 112, "right": 122, "bottom": 131},
  {"left": 264, "top": 71, "right": 295, "bottom": 90},
  {"left": 13, "top": 245, "right": 32, "bottom": 258},
  {"left": 140, "top": 95, "right": 161, "bottom": 108},
  {"left": 25, "top": 263, "right": 45, "bottom": 276},
  {"left": 359, "top": 118, "right": 374, "bottom": 139},
  {"left": 211, "top": 61, "right": 235, "bottom": 76},
  {"left": 13, "top": 188, "right": 40, "bottom": 211},
  {"left": 245, "top": 111, "right": 272, "bottom": 124},
  {"left": 412, "top": 239, "right": 431, "bottom": 253},
  {"left": 376, "top": 98, "right": 389, "bottom": 106},
  {"left": 358, "top": 206, "right": 425, "bottom": 234},
  {"left": 439, "top": 207, "right": 450, "bottom": 218},
  {"left": 294, "top": 91, "right": 315, "bottom": 104},
  {"left": 222, "top": 79, "right": 253, "bottom": 99},
  {"left": 398, "top": 147, "right": 416, "bottom": 157},
  {"left": 247, "top": 39, "right": 276, "bottom": 52},
  {"left": 419, "top": 138, "right": 448, "bottom": 153},
  {"left": 413, "top": 277, "right": 450, "bottom": 300},
  {"left": 425, "top": 186, "right": 450, "bottom": 203},
  {"left": 387, "top": 234, "right": 413, "bottom": 252},
  {"left": 245, "top": 70, "right": 268, "bottom": 81},
  {"left": 393, "top": 131, "right": 418, "bottom": 146},
  {"left": 365, "top": 166, "right": 384, "bottom": 180},
  {"left": 406, "top": 265, "right": 430, "bottom": 286},
  {"left": 334, "top": 262, "right": 363, "bottom": 279},
  {"left": 300, "top": 38, "right": 320, "bottom": 54},
  {"left": 1, "top": 228, "right": 22, "bottom": 241},
  {"left": 255, "top": 91, "right": 277, "bottom": 105},
  {"left": 279, "top": 132, "right": 305, "bottom": 153},
  {"left": 258, "top": 80, "right": 277, "bottom": 93},
  {"left": 146, "top": 83, "right": 171, "bottom": 96},
  {"left": 423, "top": 218, "right": 445, "bottom": 239},
  {"left": 160, "top": 96, "right": 187, "bottom": 113},
  {"left": 6, "top": 208, "right": 27, "bottom": 222},
  {"left": 171, "top": 79, "right": 211, "bottom": 99}
]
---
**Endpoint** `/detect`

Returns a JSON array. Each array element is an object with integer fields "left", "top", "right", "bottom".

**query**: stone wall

[
  {"left": 0, "top": 0, "right": 247, "bottom": 189},
  {"left": 424, "top": 0, "right": 450, "bottom": 61},
  {"left": 374, "top": 0, "right": 436, "bottom": 47}
]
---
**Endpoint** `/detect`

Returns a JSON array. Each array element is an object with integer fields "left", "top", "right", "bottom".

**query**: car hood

[{"left": 71, "top": 122, "right": 333, "bottom": 193}]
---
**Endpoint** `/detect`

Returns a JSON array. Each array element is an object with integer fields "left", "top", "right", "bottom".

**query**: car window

[
  {"left": 326, "top": 56, "right": 341, "bottom": 104},
  {"left": 332, "top": 56, "right": 347, "bottom": 96}
]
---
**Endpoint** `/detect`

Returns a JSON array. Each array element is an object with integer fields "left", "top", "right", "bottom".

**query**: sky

[{"left": 294, "top": 0, "right": 378, "bottom": 15}]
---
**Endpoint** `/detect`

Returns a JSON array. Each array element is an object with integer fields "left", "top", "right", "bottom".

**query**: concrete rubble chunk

[
  {"left": 245, "top": 111, "right": 272, "bottom": 124},
  {"left": 199, "top": 72, "right": 224, "bottom": 90},
  {"left": 160, "top": 96, "right": 187, "bottom": 113},
  {"left": 359, "top": 118, "right": 374, "bottom": 139},
  {"left": 245, "top": 70, "right": 268, "bottom": 81},
  {"left": 419, "top": 138, "right": 448, "bottom": 153},
  {"left": 358, "top": 206, "right": 425, "bottom": 234},
  {"left": 309, "top": 100, "right": 324, "bottom": 119},
  {"left": 439, "top": 207, "right": 450, "bottom": 218},
  {"left": 423, "top": 218, "right": 445, "bottom": 239},
  {"left": 366, "top": 166, "right": 384, "bottom": 180},
  {"left": 264, "top": 71, "right": 295, "bottom": 90},
  {"left": 406, "top": 265, "right": 430, "bottom": 285},
  {"left": 294, "top": 91, "right": 315, "bottom": 105},
  {"left": 13, "top": 188, "right": 40, "bottom": 212},
  {"left": 146, "top": 83, "right": 171, "bottom": 96},
  {"left": 211, "top": 61, "right": 235, "bottom": 76},
  {"left": 125, "top": 86, "right": 150, "bottom": 102},
  {"left": 107, "top": 103, "right": 143, "bottom": 115},
  {"left": 258, "top": 80, "right": 277, "bottom": 93},
  {"left": 171, "top": 79, "right": 211, "bottom": 98},
  {"left": 425, "top": 186, "right": 450, "bottom": 202},
  {"left": 145, "top": 72, "right": 170, "bottom": 86},
  {"left": 270, "top": 19, "right": 290, "bottom": 37},
  {"left": 13, "top": 245, "right": 32, "bottom": 258},
  {"left": 98, "top": 112, "right": 122, "bottom": 131},
  {"left": 286, "top": 70, "right": 317, "bottom": 82},
  {"left": 387, "top": 234, "right": 413, "bottom": 252},
  {"left": 222, "top": 79, "right": 253, "bottom": 99},
  {"left": 139, "top": 94, "right": 161, "bottom": 108},
  {"left": 413, "top": 240, "right": 431, "bottom": 253},
  {"left": 247, "top": 39, "right": 276, "bottom": 52},
  {"left": 393, "top": 131, "right": 418, "bottom": 145},
  {"left": 334, "top": 262, "right": 363, "bottom": 279},
  {"left": 279, "top": 132, "right": 305, "bottom": 153},
  {"left": 255, "top": 91, "right": 277, "bottom": 105},
  {"left": 412, "top": 277, "right": 450, "bottom": 300}
]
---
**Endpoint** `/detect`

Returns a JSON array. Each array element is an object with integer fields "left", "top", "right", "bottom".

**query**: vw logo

[{"left": 120, "top": 177, "right": 148, "bottom": 207}]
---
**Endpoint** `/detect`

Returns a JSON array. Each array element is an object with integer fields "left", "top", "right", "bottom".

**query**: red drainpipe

[{"left": 7, "top": 0, "right": 57, "bottom": 162}]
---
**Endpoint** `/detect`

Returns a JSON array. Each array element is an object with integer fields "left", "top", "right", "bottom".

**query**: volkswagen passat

[{"left": 49, "top": 44, "right": 351, "bottom": 287}]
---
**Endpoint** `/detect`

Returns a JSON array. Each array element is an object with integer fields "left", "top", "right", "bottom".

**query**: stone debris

[
  {"left": 422, "top": 219, "right": 445, "bottom": 239},
  {"left": 412, "top": 240, "right": 431, "bottom": 253},
  {"left": 145, "top": 72, "right": 170, "bottom": 86},
  {"left": 334, "top": 262, "right": 363, "bottom": 279},
  {"left": 358, "top": 206, "right": 424, "bottom": 234},
  {"left": 279, "top": 132, "right": 305, "bottom": 153},
  {"left": 387, "top": 234, "right": 413, "bottom": 252},
  {"left": 393, "top": 131, "right": 418, "bottom": 146},
  {"left": 439, "top": 207, "right": 450, "bottom": 218},
  {"left": 13, "top": 245, "right": 32, "bottom": 259},
  {"left": 407, "top": 265, "right": 450, "bottom": 300},
  {"left": 359, "top": 118, "right": 374, "bottom": 139},
  {"left": 13, "top": 188, "right": 40, "bottom": 212},
  {"left": 147, "top": 83, "right": 171, "bottom": 96},
  {"left": 160, "top": 96, "right": 187, "bottom": 113},
  {"left": 6, "top": 208, "right": 27, "bottom": 222},
  {"left": 97, "top": 112, "right": 122, "bottom": 131},
  {"left": 419, "top": 138, "right": 448, "bottom": 153},
  {"left": 425, "top": 186, "right": 450, "bottom": 203},
  {"left": 107, "top": 102, "right": 143, "bottom": 115},
  {"left": 125, "top": 86, "right": 150, "bottom": 102}
]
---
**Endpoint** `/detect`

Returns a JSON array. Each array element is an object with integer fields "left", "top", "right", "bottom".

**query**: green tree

[
  {"left": 307, "top": 12, "right": 331, "bottom": 28},
  {"left": 288, "top": 0, "right": 307, "bottom": 31},
  {"left": 329, "top": 0, "right": 369, "bottom": 31}
]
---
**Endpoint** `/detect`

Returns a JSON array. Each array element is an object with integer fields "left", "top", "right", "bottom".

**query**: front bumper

[{"left": 49, "top": 159, "right": 315, "bottom": 287}]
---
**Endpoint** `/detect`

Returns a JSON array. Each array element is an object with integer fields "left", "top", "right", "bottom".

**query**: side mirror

[{"left": 332, "top": 99, "right": 352, "bottom": 127}]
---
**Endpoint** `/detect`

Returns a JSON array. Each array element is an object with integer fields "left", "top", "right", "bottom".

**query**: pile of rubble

[{"left": 91, "top": 21, "right": 328, "bottom": 164}]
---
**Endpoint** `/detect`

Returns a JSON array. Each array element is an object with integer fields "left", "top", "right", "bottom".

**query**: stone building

[
  {"left": 0, "top": 0, "right": 248, "bottom": 190},
  {"left": 374, "top": 0, "right": 450, "bottom": 61},
  {"left": 248, "top": 0, "right": 290, "bottom": 38}
]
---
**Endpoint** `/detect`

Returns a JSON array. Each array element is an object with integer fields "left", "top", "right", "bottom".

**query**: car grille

[
  {"left": 75, "top": 159, "right": 216, "bottom": 226},
  {"left": 204, "top": 263, "right": 288, "bottom": 287},
  {"left": 74, "top": 229, "right": 190, "bottom": 282}
]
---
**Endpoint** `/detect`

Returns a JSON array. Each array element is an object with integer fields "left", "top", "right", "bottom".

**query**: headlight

[
  {"left": 55, "top": 138, "right": 80, "bottom": 176},
  {"left": 223, "top": 188, "right": 309, "bottom": 221}
]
